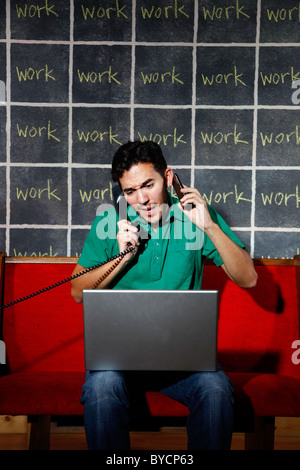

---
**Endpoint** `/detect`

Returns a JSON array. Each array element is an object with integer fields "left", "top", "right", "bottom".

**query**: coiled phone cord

[{"left": 0, "top": 247, "right": 135, "bottom": 311}]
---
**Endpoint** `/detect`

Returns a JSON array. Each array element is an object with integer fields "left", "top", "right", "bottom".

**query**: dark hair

[{"left": 111, "top": 141, "right": 167, "bottom": 182}]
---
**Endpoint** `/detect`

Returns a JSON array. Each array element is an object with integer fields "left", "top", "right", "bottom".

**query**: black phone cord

[{"left": 0, "top": 247, "right": 135, "bottom": 311}]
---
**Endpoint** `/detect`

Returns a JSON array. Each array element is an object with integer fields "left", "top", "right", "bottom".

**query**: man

[{"left": 71, "top": 140, "right": 257, "bottom": 450}]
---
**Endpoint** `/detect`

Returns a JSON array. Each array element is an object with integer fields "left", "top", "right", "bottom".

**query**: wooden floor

[{"left": 0, "top": 416, "right": 300, "bottom": 451}]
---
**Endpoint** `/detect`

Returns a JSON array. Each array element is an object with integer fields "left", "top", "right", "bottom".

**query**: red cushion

[
  {"left": 3, "top": 262, "right": 85, "bottom": 373},
  {"left": 2, "top": 260, "right": 299, "bottom": 420},
  {"left": 4, "top": 262, "right": 299, "bottom": 378},
  {"left": 203, "top": 264, "right": 299, "bottom": 379},
  {"left": 239, "top": 373, "right": 300, "bottom": 417}
]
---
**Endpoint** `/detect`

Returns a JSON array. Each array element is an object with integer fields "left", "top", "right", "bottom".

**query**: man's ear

[{"left": 164, "top": 168, "right": 174, "bottom": 188}]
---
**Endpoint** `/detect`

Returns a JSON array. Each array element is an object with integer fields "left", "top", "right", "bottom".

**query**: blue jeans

[{"left": 80, "top": 368, "right": 234, "bottom": 450}]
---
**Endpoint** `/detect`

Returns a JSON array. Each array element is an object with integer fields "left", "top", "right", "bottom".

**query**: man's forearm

[
  {"left": 204, "top": 222, "right": 258, "bottom": 288},
  {"left": 70, "top": 256, "right": 128, "bottom": 303}
]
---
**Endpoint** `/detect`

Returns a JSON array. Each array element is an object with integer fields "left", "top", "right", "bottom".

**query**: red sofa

[{"left": 0, "top": 252, "right": 299, "bottom": 450}]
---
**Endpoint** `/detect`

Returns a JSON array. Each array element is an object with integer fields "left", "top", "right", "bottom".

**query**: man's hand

[
  {"left": 117, "top": 219, "right": 140, "bottom": 263},
  {"left": 177, "top": 185, "right": 213, "bottom": 233}
]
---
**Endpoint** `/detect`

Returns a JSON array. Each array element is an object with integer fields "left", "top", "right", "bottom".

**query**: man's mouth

[
  {"left": 141, "top": 206, "right": 154, "bottom": 214},
  {"left": 138, "top": 205, "right": 157, "bottom": 217}
]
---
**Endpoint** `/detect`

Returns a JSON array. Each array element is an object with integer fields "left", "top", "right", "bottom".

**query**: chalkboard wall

[{"left": 0, "top": 0, "right": 300, "bottom": 259}]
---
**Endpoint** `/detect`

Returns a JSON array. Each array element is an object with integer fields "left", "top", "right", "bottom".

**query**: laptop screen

[{"left": 82, "top": 290, "right": 218, "bottom": 372}]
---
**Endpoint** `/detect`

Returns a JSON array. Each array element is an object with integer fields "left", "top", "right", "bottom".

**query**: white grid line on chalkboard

[
  {"left": 129, "top": 0, "right": 136, "bottom": 142},
  {"left": 66, "top": 0, "right": 75, "bottom": 257},
  {"left": 2, "top": 39, "right": 300, "bottom": 48},
  {"left": 1, "top": 163, "right": 300, "bottom": 171},
  {"left": 2, "top": 161, "right": 300, "bottom": 169},
  {"left": 4, "top": 0, "right": 11, "bottom": 256},
  {"left": 250, "top": 0, "right": 261, "bottom": 258},
  {"left": 4, "top": 103, "right": 300, "bottom": 110},
  {"left": 3, "top": 225, "right": 300, "bottom": 233},
  {"left": 190, "top": 0, "right": 199, "bottom": 189}
]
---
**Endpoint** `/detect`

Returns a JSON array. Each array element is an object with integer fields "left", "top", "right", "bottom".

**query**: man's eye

[{"left": 146, "top": 183, "right": 153, "bottom": 188}]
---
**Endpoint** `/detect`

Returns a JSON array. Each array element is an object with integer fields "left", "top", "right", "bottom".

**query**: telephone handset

[
  {"left": 112, "top": 184, "right": 150, "bottom": 243},
  {"left": 112, "top": 184, "right": 127, "bottom": 221},
  {"left": 173, "top": 173, "right": 194, "bottom": 210}
]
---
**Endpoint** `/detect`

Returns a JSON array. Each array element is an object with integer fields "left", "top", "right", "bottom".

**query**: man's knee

[
  {"left": 191, "top": 370, "right": 234, "bottom": 402},
  {"left": 81, "top": 371, "right": 127, "bottom": 404}
]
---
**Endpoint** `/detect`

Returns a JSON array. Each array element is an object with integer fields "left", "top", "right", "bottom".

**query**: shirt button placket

[{"left": 151, "top": 240, "right": 162, "bottom": 281}]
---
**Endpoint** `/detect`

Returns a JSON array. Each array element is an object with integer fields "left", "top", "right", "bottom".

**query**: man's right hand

[{"left": 117, "top": 219, "right": 140, "bottom": 263}]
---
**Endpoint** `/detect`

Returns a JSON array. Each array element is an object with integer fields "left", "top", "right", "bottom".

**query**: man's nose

[{"left": 136, "top": 189, "right": 148, "bottom": 204}]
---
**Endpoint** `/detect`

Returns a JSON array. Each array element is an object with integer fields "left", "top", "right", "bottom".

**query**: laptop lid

[{"left": 82, "top": 290, "right": 218, "bottom": 372}]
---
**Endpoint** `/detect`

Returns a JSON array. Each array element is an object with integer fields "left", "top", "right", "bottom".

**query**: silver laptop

[{"left": 82, "top": 290, "right": 218, "bottom": 372}]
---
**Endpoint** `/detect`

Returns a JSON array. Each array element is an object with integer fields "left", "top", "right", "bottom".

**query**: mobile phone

[
  {"left": 173, "top": 173, "right": 184, "bottom": 200},
  {"left": 173, "top": 173, "right": 195, "bottom": 210}
]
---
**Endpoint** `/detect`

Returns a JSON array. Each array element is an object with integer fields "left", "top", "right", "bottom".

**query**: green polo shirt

[{"left": 78, "top": 195, "right": 245, "bottom": 290}]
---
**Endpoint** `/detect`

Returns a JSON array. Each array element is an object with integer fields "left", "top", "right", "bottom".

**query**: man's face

[{"left": 119, "top": 162, "right": 173, "bottom": 225}]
